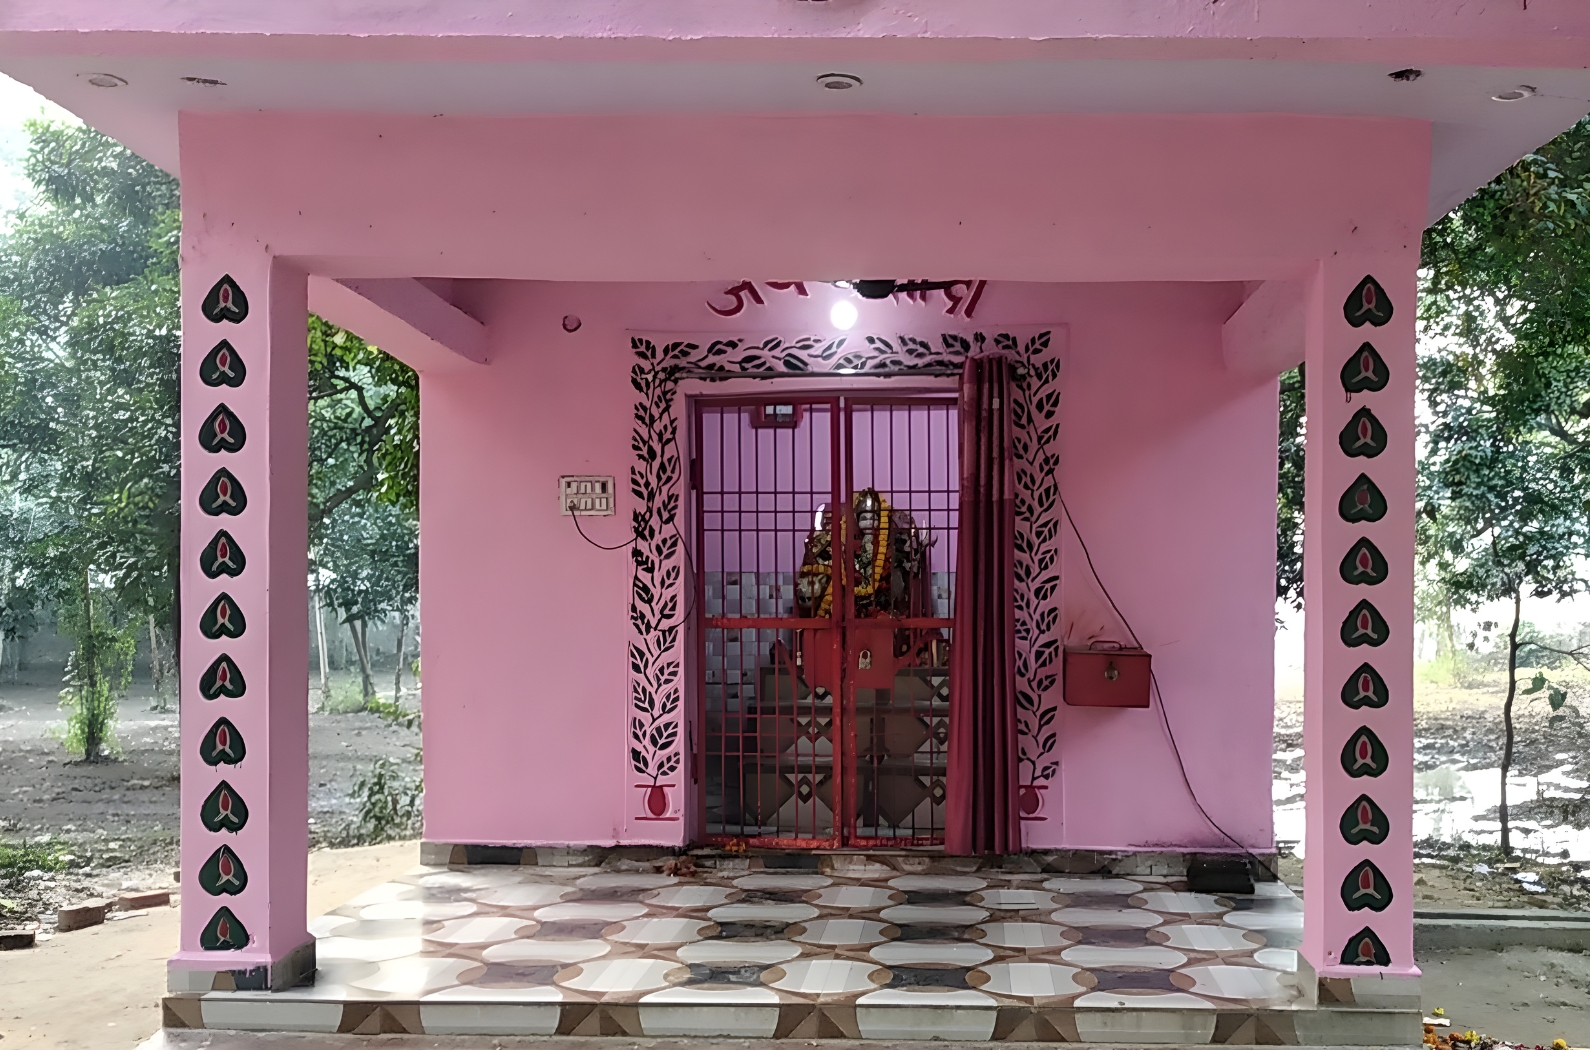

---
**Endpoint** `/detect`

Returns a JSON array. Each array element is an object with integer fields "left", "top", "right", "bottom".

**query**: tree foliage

[
  {"left": 1276, "top": 365, "right": 1304, "bottom": 609},
  {"left": 1419, "top": 116, "right": 1590, "bottom": 853},
  {"left": 0, "top": 121, "right": 180, "bottom": 695},
  {"left": 307, "top": 316, "right": 419, "bottom": 701},
  {"left": 0, "top": 121, "right": 420, "bottom": 733}
]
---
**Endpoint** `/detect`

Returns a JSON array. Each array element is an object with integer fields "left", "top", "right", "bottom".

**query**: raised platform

[{"left": 164, "top": 860, "right": 1418, "bottom": 1044}]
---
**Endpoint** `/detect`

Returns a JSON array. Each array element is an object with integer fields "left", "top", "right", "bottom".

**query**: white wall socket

[{"left": 560, "top": 475, "right": 615, "bottom": 516}]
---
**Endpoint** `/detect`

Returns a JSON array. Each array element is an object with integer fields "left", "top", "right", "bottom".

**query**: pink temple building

[{"left": 2, "top": 3, "right": 1587, "bottom": 1043}]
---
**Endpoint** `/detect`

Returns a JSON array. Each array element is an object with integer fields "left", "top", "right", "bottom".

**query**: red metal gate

[{"left": 694, "top": 395, "right": 958, "bottom": 847}]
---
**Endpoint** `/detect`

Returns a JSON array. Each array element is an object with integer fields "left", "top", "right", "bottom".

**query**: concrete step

[{"left": 1415, "top": 907, "right": 1590, "bottom": 951}]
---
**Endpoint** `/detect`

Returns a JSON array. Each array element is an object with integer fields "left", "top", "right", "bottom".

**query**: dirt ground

[
  {"left": 0, "top": 839, "right": 418, "bottom": 1050},
  {"left": 1420, "top": 945, "right": 1590, "bottom": 1046},
  {"left": 0, "top": 664, "right": 420, "bottom": 930}
]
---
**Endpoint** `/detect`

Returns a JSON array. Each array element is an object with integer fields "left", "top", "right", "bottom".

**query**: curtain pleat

[{"left": 945, "top": 352, "right": 1021, "bottom": 856}]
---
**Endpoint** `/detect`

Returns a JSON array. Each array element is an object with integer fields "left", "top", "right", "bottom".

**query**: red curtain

[{"left": 946, "top": 352, "right": 1021, "bottom": 855}]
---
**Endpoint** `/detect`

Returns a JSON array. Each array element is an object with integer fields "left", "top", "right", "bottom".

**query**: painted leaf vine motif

[
  {"left": 626, "top": 330, "right": 1062, "bottom": 801},
  {"left": 1003, "top": 331, "right": 1063, "bottom": 785}
]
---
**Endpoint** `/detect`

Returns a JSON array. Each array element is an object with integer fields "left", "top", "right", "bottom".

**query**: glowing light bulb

[{"left": 830, "top": 300, "right": 858, "bottom": 330}]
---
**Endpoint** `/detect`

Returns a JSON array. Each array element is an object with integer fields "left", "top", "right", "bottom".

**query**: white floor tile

[
  {"left": 470, "top": 884, "right": 573, "bottom": 907},
  {"left": 1050, "top": 906, "right": 1161, "bottom": 928},
  {"left": 316, "top": 935, "right": 426, "bottom": 963},
  {"left": 807, "top": 885, "right": 898, "bottom": 908},
  {"left": 607, "top": 917, "right": 714, "bottom": 946},
  {"left": 577, "top": 872, "right": 676, "bottom": 889},
  {"left": 422, "top": 984, "right": 566, "bottom": 1002},
  {"left": 1059, "top": 944, "right": 1187, "bottom": 969},
  {"left": 1253, "top": 947, "right": 1299, "bottom": 971},
  {"left": 768, "top": 958, "right": 885, "bottom": 995},
  {"left": 425, "top": 916, "right": 537, "bottom": 946},
  {"left": 348, "top": 956, "right": 479, "bottom": 996},
  {"left": 557, "top": 957, "right": 685, "bottom": 993},
  {"left": 1156, "top": 923, "right": 1259, "bottom": 951},
  {"left": 482, "top": 938, "right": 610, "bottom": 964},
  {"left": 645, "top": 884, "right": 737, "bottom": 908},
  {"left": 708, "top": 901, "right": 819, "bottom": 922},
  {"left": 879, "top": 904, "right": 989, "bottom": 925},
  {"left": 1176, "top": 963, "right": 1290, "bottom": 1000},
  {"left": 791, "top": 918, "right": 892, "bottom": 946},
  {"left": 972, "top": 961, "right": 1088, "bottom": 997},
  {"left": 733, "top": 873, "right": 831, "bottom": 890},
  {"left": 1133, "top": 891, "right": 1230, "bottom": 916},
  {"left": 359, "top": 900, "right": 476, "bottom": 922},
  {"left": 887, "top": 874, "right": 986, "bottom": 892},
  {"left": 974, "top": 921, "right": 1072, "bottom": 948},
  {"left": 870, "top": 940, "right": 994, "bottom": 966},
  {"left": 640, "top": 1001, "right": 780, "bottom": 1037},
  {"left": 533, "top": 901, "right": 648, "bottom": 922},
  {"left": 676, "top": 939, "right": 801, "bottom": 965},
  {"left": 972, "top": 889, "right": 1058, "bottom": 910},
  {"left": 1043, "top": 877, "right": 1143, "bottom": 895},
  {"left": 420, "top": 1002, "right": 561, "bottom": 1035}
]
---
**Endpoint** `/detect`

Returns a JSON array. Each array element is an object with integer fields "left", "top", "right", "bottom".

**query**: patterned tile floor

[{"left": 167, "top": 862, "right": 1404, "bottom": 1041}]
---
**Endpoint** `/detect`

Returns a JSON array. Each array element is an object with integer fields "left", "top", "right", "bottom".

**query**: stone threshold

[
  {"left": 420, "top": 843, "right": 1282, "bottom": 881},
  {"left": 162, "top": 997, "right": 1419, "bottom": 1044}
]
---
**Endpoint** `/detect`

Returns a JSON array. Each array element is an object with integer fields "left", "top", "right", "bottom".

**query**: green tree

[
  {"left": 0, "top": 121, "right": 180, "bottom": 716},
  {"left": 314, "top": 496, "right": 418, "bottom": 703},
  {"left": 307, "top": 315, "right": 419, "bottom": 703},
  {"left": 57, "top": 567, "right": 136, "bottom": 760},
  {"left": 1417, "top": 344, "right": 1589, "bottom": 853},
  {"left": 1276, "top": 366, "right": 1304, "bottom": 610},
  {"left": 1418, "top": 115, "right": 1590, "bottom": 854}
]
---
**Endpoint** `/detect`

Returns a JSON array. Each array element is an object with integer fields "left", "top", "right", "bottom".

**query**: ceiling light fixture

[
  {"left": 81, "top": 73, "right": 127, "bottom": 89},
  {"left": 830, "top": 300, "right": 858, "bottom": 330},
  {"left": 816, "top": 72, "right": 863, "bottom": 91},
  {"left": 180, "top": 76, "right": 227, "bottom": 87},
  {"left": 850, "top": 279, "right": 961, "bottom": 300},
  {"left": 1492, "top": 85, "right": 1537, "bottom": 102},
  {"left": 1387, "top": 68, "right": 1423, "bottom": 82}
]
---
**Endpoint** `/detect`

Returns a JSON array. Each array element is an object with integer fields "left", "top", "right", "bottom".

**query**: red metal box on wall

[{"left": 1062, "top": 646, "right": 1151, "bottom": 708}]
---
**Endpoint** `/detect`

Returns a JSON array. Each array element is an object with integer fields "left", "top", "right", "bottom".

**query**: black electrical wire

[
  {"left": 1024, "top": 380, "right": 1264, "bottom": 866},
  {"left": 566, "top": 380, "right": 701, "bottom": 629},
  {"left": 567, "top": 502, "right": 635, "bottom": 550}
]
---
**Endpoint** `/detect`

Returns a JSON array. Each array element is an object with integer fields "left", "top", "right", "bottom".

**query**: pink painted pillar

[
  {"left": 1300, "top": 252, "right": 1420, "bottom": 998},
  {"left": 168, "top": 241, "right": 313, "bottom": 993}
]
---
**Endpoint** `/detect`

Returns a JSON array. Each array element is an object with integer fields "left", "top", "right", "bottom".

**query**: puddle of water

[{"left": 1273, "top": 764, "right": 1590, "bottom": 862}]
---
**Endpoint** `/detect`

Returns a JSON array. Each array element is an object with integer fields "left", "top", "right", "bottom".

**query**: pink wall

[
  {"left": 165, "top": 108, "right": 1431, "bottom": 851},
  {"left": 412, "top": 279, "right": 1276, "bottom": 851},
  {"left": 176, "top": 111, "right": 1427, "bottom": 284}
]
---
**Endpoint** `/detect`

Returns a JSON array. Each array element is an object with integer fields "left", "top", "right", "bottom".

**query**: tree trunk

[
  {"left": 350, "top": 617, "right": 375, "bottom": 700},
  {"left": 1500, "top": 588, "right": 1523, "bottom": 856},
  {"left": 392, "top": 612, "right": 408, "bottom": 701},
  {"left": 169, "top": 585, "right": 181, "bottom": 710},
  {"left": 80, "top": 567, "right": 100, "bottom": 762},
  {"left": 313, "top": 589, "right": 330, "bottom": 707},
  {"left": 148, "top": 614, "right": 164, "bottom": 699}
]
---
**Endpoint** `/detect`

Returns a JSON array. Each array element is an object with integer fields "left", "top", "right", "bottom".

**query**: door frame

[{"left": 689, "top": 390, "right": 957, "bottom": 849}]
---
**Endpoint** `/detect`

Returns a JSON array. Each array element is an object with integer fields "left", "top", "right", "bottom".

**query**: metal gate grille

[
  {"left": 846, "top": 399, "right": 957, "bottom": 845},
  {"left": 696, "top": 395, "right": 957, "bottom": 847}
]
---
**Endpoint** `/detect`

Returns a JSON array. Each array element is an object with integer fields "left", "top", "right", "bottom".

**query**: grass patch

[
  {"left": 317, "top": 756, "right": 423, "bottom": 848},
  {"left": 320, "top": 678, "right": 369, "bottom": 714},
  {"left": 364, "top": 696, "right": 419, "bottom": 731},
  {"left": 0, "top": 839, "right": 68, "bottom": 883}
]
